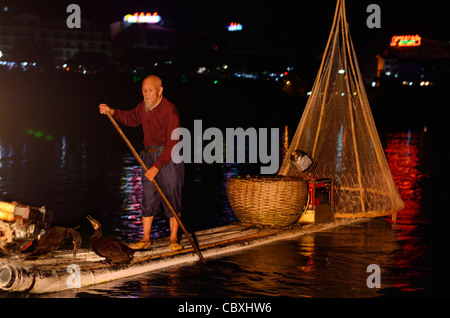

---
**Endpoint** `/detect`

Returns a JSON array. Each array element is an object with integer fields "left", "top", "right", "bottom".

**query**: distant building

[
  {"left": 0, "top": 12, "right": 111, "bottom": 67},
  {"left": 376, "top": 35, "right": 450, "bottom": 86},
  {"left": 109, "top": 14, "right": 274, "bottom": 73}
]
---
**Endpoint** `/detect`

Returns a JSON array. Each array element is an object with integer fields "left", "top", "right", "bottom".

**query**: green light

[
  {"left": 213, "top": 80, "right": 218, "bottom": 84},
  {"left": 25, "top": 128, "right": 54, "bottom": 141},
  {"left": 34, "top": 131, "right": 44, "bottom": 138}
]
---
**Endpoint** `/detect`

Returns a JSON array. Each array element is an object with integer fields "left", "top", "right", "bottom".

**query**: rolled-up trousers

[{"left": 140, "top": 147, "right": 184, "bottom": 218}]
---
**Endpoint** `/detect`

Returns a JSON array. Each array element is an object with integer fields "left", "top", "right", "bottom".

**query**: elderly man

[{"left": 99, "top": 75, "right": 184, "bottom": 251}]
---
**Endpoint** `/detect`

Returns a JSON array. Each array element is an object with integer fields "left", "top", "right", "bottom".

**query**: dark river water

[{"left": 0, "top": 72, "right": 447, "bottom": 299}]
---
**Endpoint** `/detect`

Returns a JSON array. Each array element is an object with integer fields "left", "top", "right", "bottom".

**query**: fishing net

[{"left": 278, "top": 0, "right": 404, "bottom": 217}]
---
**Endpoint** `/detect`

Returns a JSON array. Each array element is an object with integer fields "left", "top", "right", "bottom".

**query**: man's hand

[
  {"left": 145, "top": 166, "right": 159, "bottom": 182},
  {"left": 99, "top": 103, "right": 115, "bottom": 115}
]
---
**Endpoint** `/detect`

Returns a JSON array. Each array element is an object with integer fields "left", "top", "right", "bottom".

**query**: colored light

[
  {"left": 123, "top": 12, "right": 161, "bottom": 24},
  {"left": 227, "top": 22, "right": 242, "bottom": 32},
  {"left": 34, "top": 131, "right": 44, "bottom": 138},
  {"left": 25, "top": 128, "right": 54, "bottom": 141},
  {"left": 390, "top": 35, "right": 421, "bottom": 47}
]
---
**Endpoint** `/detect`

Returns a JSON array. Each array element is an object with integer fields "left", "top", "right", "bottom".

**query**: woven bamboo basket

[{"left": 226, "top": 175, "right": 308, "bottom": 226}]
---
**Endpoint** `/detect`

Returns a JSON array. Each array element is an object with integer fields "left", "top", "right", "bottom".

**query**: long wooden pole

[{"left": 105, "top": 111, "right": 206, "bottom": 264}]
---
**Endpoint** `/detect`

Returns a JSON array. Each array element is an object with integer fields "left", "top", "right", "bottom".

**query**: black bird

[
  {"left": 26, "top": 226, "right": 82, "bottom": 259},
  {"left": 86, "top": 215, "right": 134, "bottom": 264}
]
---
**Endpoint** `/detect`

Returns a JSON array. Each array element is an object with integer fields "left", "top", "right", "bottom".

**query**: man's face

[{"left": 142, "top": 78, "right": 163, "bottom": 109}]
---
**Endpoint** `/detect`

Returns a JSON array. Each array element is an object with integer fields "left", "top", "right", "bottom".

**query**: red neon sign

[{"left": 390, "top": 35, "right": 421, "bottom": 47}]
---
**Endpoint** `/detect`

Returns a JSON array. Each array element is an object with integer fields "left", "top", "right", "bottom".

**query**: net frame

[{"left": 278, "top": 0, "right": 404, "bottom": 218}]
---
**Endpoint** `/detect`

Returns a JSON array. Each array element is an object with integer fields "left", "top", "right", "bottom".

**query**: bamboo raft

[{"left": 0, "top": 219, "right": 362, "bottom": 294}]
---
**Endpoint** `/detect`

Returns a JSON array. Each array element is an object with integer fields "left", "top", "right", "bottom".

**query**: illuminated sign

[
  {"left": 123, "top": 12, "right": 161, "bottom": 24},
  {"left": 227, "top": 22, "right": 242, "bottom": 32},
  {"left": 390, "top": 35, "right": 421, "bottom": 47}
]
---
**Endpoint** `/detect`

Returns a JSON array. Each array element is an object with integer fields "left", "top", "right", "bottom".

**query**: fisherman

[{"left": 99, "top": 75, "right": 184, "bottom": 251}]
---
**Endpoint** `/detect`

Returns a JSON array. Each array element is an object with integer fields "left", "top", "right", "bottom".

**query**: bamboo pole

[
  {"left": 340, "top": 0, "right": 365, "bottom": 212},
  {"left": 311, "top": 23, "right": 338, "bottom": 158},
  {"left": 105, "top": 111, "right": 206, "bottom": 264},
  {"left": 309, "top": 0, "right": 342, "bottom": 96}
]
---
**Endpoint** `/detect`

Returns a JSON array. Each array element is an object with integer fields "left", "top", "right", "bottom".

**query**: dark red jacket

[{"left": 113, "top": 97, "right": 180, "bottom": 170}]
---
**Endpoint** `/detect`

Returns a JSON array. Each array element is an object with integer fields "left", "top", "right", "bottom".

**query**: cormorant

[
  {"left": 86, "top": 215, "right": 134, "bottom": 264},
  {"left": 26, "top": 226, "right": 82, "bottom": 259}
]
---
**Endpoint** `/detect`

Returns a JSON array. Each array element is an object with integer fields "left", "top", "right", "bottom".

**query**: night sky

[{"left": 2, "top": 0, "right": 448, "bottom": 54}]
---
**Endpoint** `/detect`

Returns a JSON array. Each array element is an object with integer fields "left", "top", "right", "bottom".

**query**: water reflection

[
  {"left": 383, "top": 130, "right": 432, "bottom": 294},
  {"left": 0, "top": 140, "right": 13, "bottom": 196},
  {"left": 293, "top": 222, "right": 399, "bottom": 297},
  {"left": 385, "top": 130, "right": 427, "bottom": 225},
  {"left": 0, "top": 129, "right": 125, "bottom": 225},
  {"left": 115, "top": 154, "right": 143, "bottom": 243}
]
